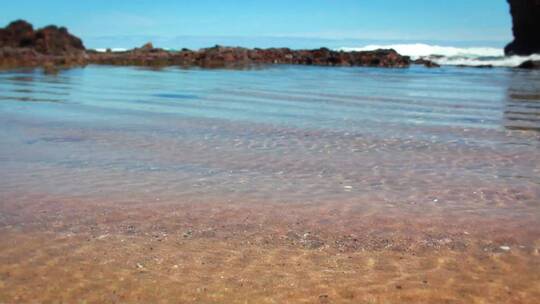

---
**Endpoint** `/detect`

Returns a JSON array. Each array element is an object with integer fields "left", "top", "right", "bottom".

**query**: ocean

[
  {"left": 1, "top": 64, "right": 539, "bottom": 196},
  {"left": 0, "top": 63, "right": 539, "bottom": 302}
]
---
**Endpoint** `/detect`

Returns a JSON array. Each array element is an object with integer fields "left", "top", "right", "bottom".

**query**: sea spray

[{"left": 339, "top": 43, "right": 540, "bottom": 67}]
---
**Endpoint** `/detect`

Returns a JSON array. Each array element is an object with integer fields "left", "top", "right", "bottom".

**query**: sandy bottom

[
  {"left": 1, "top": 66, "right": 539, "bottom": 303},
  {"left": 1, "top": 194, "right": 539, "bottom": 304}
]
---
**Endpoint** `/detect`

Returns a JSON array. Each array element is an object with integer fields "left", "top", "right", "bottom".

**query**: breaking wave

[
  {"left": 339, "top": 43, "right": 540, "bottom": 67},
  {"left": 94, "top": 48, "right": 128, "bottom": 53}
]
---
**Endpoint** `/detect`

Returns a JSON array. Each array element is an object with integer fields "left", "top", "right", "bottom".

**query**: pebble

[{"left": 500, "top": 246, "right": 511, "bottom": 251}]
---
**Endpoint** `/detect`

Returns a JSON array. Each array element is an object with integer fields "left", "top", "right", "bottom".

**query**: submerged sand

[
  {"left": 0, "top": 192, "right": 539, "bottom": 303},
  {"left": 0, "top": 65, "right": 539, "bottom": 303}
]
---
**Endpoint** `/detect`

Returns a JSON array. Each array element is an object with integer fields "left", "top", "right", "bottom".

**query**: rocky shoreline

[
  {"left": 0, "top": 20, "right": 414, "bottom": 71},
  {"left": 87, "top": 43, "right": 411, "bottom": 69},
  {"left": 2, "top": 16, "right": 539, "bottom": 71}
]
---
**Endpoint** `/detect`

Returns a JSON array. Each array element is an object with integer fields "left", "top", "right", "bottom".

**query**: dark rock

[
  {"left": 518, "top": 60, "right": 540, "bottom": 69},
  {"left": 413, "top": 58, "right": 440, "bottom": 68},
  {"left": 475, "top": 65, "right": 494, "bottom": 68},
  {"left": 0, "top": 20, "right": 35, "bottom": 48},
  {"left": 505, "top": 0, "right": 540, "bottom": 55},
  {"left": 456, "top": 64, "right": 493, "bottom": 69},
  {"left": 33, "top": 25, "right": 85, "bottom": 55},
  {"left": 0, "top": 20, "right": 86, "bottom": 70},
  {"left": 197, "top": 45, "right": 251, "bottom": 68},
  {"left": 0, "top": 20, "right": 84, "bottom": 55}
]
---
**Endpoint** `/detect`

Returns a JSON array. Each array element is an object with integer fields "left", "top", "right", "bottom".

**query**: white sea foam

[
  {"left": 339, "top": 43, "right": 540, "bottom": 67},
  {"left": 94, "top": 48, "right": 128, "bottom": 53},
  {"left": 432, "top": 54, "right": 540, "bottom": 67},
  {"left": 339, "top": 43, "right": 504, "bottom": 58}
]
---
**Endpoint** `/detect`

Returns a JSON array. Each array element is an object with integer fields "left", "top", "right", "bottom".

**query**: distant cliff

[{"left": 505, "top": 0, "right": 540, "bottom": 55}]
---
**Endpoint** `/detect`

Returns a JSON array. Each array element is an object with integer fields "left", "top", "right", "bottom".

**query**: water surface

[{"left": 0, "top": 65, "right": 539, "bottom": 303}]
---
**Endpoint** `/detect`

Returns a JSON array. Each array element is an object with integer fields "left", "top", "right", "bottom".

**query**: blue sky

[{"left": 1, "top": 0, "right": 512, "bottom": 49}]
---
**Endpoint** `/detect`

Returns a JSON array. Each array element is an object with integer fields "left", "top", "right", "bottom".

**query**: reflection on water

[{"left": 505, "top": 70, "right": 540, "bottom": 132}]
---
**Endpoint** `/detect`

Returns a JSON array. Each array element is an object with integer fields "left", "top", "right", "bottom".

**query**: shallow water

[{"left": 0, "top": 65, "right": 539, "bottom": 303}]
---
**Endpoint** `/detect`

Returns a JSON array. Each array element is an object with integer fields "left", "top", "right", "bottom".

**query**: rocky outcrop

[
  {"left": 88, "top": 44, "right": 411, "bottom": 68},
  {"left": 518, "top": 60, "right": 540, "bottom": 69},
  {"left": 0, "top": 20, "right": 85, "bottom": 55},
  {"left": 0, "top": 20, "right": 86, "bottom": 70},
  {"left": 505, "top": 0, "right": 540, "bottom": 56},
  {"left": 0, "top": 47, "right": 86, "bottom": 70},
  {"left": 412, "top": 58, "right": 440, "bottom": 68},
  {"left": 0, "top": 20, "right": 35, "bottom": 49},
  {"left": 1, "top": 20, "right": 411, "bottom": 70},
  {"left": 32, "top": 25, "right": 85, "bottom": 55}
]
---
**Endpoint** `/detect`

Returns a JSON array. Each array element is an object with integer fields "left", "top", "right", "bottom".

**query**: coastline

[
  {"left": 3, "top": 20, "right": 540, "bottom": 72},
  {"left": 1, "top": 8, "right": 540, "bottom": 303},
  {"left": 0, "top": 43, "right": 412, "bottom": 70},
  {"left": 0, "top": 20, "right": 429, "bottom": 71}
]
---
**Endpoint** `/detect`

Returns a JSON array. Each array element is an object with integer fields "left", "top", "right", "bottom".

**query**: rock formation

[
  {"left": 412, "top": 58, "right": 440, "bottom": 68},
  {"left": 1, "top": 20, "right": 412, "bottom": 70},
  {"left": 0, "top": 20, "right": 87, "bottom": 69},
  {"left": 505, "top": 0, "right": 540, "bottom": 55},
  {"left": 518, "top": 60, "right": 540, "bottom": 69},
  {"left": 87, "top": 45, "right": 411, "bottom": 68},
  {"left": 0, "top": 20, "right": 84, "bottom": 54}
]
